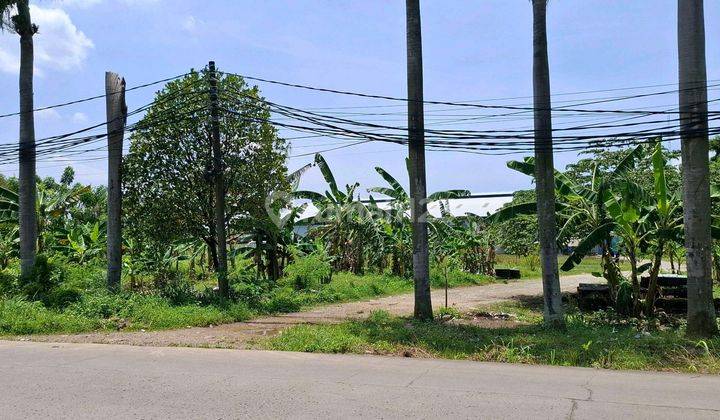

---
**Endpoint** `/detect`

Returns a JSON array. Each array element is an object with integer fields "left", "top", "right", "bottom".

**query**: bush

[
  {"left": 0, "top": 270, "right": 16, "bottom": 297},
  {"left": 67, "top": 292, "right": 132, "bottom": 319},
  {"left": 155, "top": 271, "right": 196, "bottom": 305},
  {"left": 282, "top": 253, "right": 332, "bottom": 290},
  {"left": 261, "top": 287, "right": 306, "bottom": 313},
  {"left": 17, "top": 254, "right": 66, "bottom": 304},
  {"left": 47, "top": 287, "right": 82, "bottom": 309}
]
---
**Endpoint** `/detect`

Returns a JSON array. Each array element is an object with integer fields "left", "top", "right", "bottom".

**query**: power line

[
  {"left": 222, "top": 71, "right": 720, "bottom": 116},
  {"left": 0, "top": 72, "right": 191, "bottom": 120}
]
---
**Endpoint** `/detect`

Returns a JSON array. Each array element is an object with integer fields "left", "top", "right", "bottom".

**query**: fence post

[
  {"left": 105, "top": 71, "right": 126, "bottom": 292},
  {"left": 208, "top": 61, "right": 229, "bottom": 297}
]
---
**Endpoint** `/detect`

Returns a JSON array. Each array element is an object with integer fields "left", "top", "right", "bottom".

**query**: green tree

[
  {"left": 296, "top": 154, "right": 377, "bottom": 274},
  {"left": 123, "top": 70, "right": 288, "bottom": 275},
  {"left": 565, "top": 145, "right": 681, "bottom": 195},
  {"left": 60, "top": 167, "right": 75, "bottom": 187}
]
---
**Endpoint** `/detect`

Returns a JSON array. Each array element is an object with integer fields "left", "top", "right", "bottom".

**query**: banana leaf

[{"left": 561, "top": 222, "right": 614, "bottom": 271}]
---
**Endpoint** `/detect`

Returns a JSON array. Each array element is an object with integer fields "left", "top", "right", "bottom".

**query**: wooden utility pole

[
  {"left": 208, "top": 61, "right": 229, "bottom": 297},
  {"left": 532, "top": 0, "right": 564, "bottom": 327},
  {"left": 105, "top": 72, "right": 126, "bottom": 292},
  {"left": 406, "top": 0, "right": 432, "bottom": 320},
  {"left": 677, "top": 0, "right": 717, "bottom": 336}
]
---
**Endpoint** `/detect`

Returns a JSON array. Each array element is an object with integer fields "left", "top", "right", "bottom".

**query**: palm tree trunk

[
  {"left": 677, "top": 0, "right": 717, "bottom": 336},
  {"left": 532, "top": 0, "right": 564, "bottom": 327},
  {"left": 406, "top": 0, "right": 432, "bottom": 320},
  {"left": 17, "top": 0, "right": 37, "bottom": 278}
]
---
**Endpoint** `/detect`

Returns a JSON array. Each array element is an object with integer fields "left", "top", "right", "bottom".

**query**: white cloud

[
  {"left": 181, "top": 15, "right": 205, "bottom": 35},
  {"left": 182, "top": 16, "right": 198, "bottom": 32},
  {"left": 37, "top": 108, "right": 62, "bottom": 121},
  {"left": 52, "top": 0, "right": 160, "bottom": 7},
  {"left": 51, "top": 0, "right": 103, "bottom": 8},
  {"left": 71, "top": 112, "right": 89, "bottom": 124},
  {"left": 0, "top": 5, "right": 94, "bottom": 75},
  {"left": 0, "top": 49, "right": 16, "bottom": 74}
]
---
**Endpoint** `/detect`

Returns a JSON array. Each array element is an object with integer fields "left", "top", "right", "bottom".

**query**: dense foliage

[
  {"left": 0, "top": 71, "right": 717, "bottom": 338},
  {"left": 123, "top": 70, "right": 288, "bottom": 270}
]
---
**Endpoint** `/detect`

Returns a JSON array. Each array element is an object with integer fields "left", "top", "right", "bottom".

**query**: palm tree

[
  {"left": 531, "top": 0, "right": 564, "bottom": 326},
  {"left": 677, "top": 0, "right": 717, "bottom": 336},
  {"left": 1, "top": 1, "right": 37, "bottom": 278},
  {"left": 405, "top": 0, "right": 432, "bottom": 320}
]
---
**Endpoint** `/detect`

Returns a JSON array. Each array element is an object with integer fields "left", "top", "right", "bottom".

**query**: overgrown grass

[
  {"left": 0, "top": 264, "right": 492, "bottom": 336},
  {"left": 256, "top": 269, "right": 493, "bottom": 314},
  {"left": 0, "top": 294, "right": 253, "bottom": 336},
  {"left": 495, "top": 255, "right": 630, "bottom": 279},
  {"left": 263, "top": 299, "right": 720, "bottom": 373},
  {"left": 0, "top": 263, "right": 253, "bottom": 336}
]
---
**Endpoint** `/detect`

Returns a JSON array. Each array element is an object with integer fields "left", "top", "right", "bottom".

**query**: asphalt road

[{"left": 2, "top": 341, "right": 719, "bottom": 419}]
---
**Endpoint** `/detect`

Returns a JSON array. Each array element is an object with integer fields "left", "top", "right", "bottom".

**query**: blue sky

[{"left": 0, "top": 0, "right": 718, "bottom": 195}]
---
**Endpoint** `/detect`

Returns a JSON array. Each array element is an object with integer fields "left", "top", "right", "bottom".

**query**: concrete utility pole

[
  {"left": 406, "top": 0, "right": 432, "bottom": 320},
  {"left": 532, "top": 0, "right": 564, "bottom": 327},
  {"left": 105, "top": 71, "right": 127, "bottom": 292},
  {"left": 677, "top": 0, "right": 717, "bottom": 336},
  {"left": 208, "top": 61, "right": 229, "bottom": 297}
]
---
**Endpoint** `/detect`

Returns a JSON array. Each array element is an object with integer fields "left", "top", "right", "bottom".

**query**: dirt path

[{"left": 20, "top": 274, "right": 598, "bottom": 349}]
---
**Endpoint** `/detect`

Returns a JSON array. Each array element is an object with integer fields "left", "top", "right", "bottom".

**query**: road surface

[
  {"left": 1, "top": 341, "right": 718, "bottom": 419},
  {"left": 23, "top": 274, "right": 596, "bottom": 348}
]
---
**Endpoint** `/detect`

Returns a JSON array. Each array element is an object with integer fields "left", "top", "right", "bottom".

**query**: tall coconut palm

[
  {"left": 531, "top": 0, "right": 564, "bottom": 326},
  {"left": 677, "top": 0, "right": 717, "bottom": 336},
  {"left": 1, "top": 0, "right": 37, "bottom": 277},
  {"left": 406, "top": 0, "right": 432, "bottom": 320}
]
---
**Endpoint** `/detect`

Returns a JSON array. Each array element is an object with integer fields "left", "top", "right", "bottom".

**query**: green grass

[
  {"left": 256, "top": 270, "right": 493, "bottom": 314},
  {"left": 0, "top": 268, "right": 492, "bottom": 336},
  {"left": 0, "top": 263, "right": 253, "bottom": 336},
  {"left": 262, "top": 299, "right": 720, "bottom": 374},
  {"left": 495, "top": 255, "right": 629, "bottom": 279},
  {"left": 0, "top": 294, "right": 253, "bottom": 336}
]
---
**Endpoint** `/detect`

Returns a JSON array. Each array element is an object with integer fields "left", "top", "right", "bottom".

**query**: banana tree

[
  {"left": 0, "top": 183, "right": 92, "bottom": 252},
  {"left": 488, "top": 145, "right": 644, "bottom": 296},
  {"left": 564, "top": 143, "right": 685, "bottom": 314},
  {"left": 367, "top": 161, "right": 470, "bottom": 276},
  {"left": 62, "top": 221, "right": 105, "bottom": 264},
  {"left": 295, "top": 154, "right": 380, "bottom": 273},
  {"left": 642, "top": 143, "right": 684, "bottom": 314}
]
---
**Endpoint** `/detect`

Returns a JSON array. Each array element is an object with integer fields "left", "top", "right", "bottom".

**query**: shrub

[
  {"left": 67, "top": 292, "right": 132, "bottom": 319},
  {"left": 261, "top": 287, "right": 306, "bottom": 313},
  {"left": 17, "top": 254, "right": 66, "bottom": 304},
  {"left": 155, "top": 271, "right": 196, "bottom": 305},
  {"left": 47, "top": 287, "right": 83, "bottom": 309},
  {"left": 282, "top": 253, "right": 332, "bottom": 290},
  {"left": 0, "top": 270, "right": 16, "bottom": 297}
]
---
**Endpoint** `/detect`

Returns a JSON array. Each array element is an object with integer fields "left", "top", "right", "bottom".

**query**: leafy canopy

[{"left": 123, "top": 69, "right": 288, "bottom": 252}]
